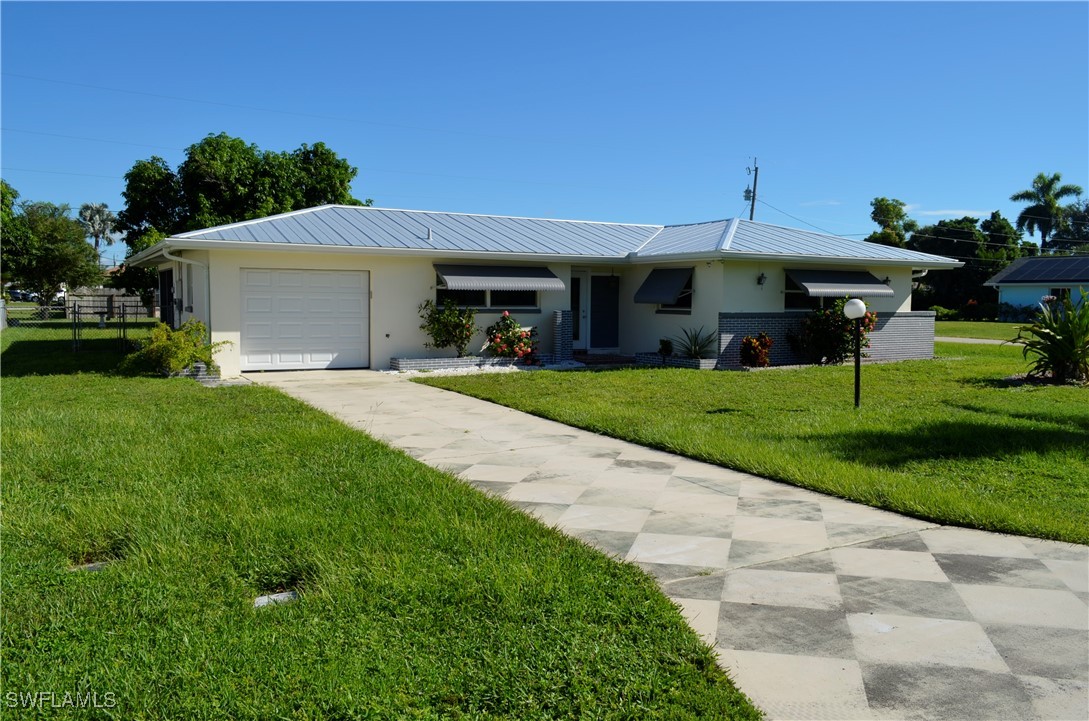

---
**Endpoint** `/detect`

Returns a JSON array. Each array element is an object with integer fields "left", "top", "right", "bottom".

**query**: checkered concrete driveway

[{"left": 251, "top": 370, "right": 1088, "bottom": 721}]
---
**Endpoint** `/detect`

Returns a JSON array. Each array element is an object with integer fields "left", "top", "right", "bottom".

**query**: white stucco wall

[
  {"left": 617, "top": 262, "right": 725, "bottom": 355},
  {"left": 188, "top": 249, "right": 569, "bottom": 377}
]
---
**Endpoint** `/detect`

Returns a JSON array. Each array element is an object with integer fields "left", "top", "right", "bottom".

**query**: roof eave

[{"left": 718, "top": 250, "right": 963, "bottom": 269}]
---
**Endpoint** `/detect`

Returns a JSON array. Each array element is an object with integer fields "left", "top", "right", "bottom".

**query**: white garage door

[{"left": 241, "top": 269, "right": 369, "bottom": 371}]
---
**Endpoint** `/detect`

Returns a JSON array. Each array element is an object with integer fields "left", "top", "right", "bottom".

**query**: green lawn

[
  {"left": 1, "top": 330, "right": 759, "bottom": 720},
  {"left": 420, "top": 343, "right": 1089, "bottom": 545},
  {"left": 935, "top": 320, "right": 1023, "bottom": 340}
]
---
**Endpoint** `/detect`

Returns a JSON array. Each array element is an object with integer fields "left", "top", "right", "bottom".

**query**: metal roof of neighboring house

[
  {"left": 131, "top": 205, "right": 961, "bottom": 268},
  {"left": 984, "top": 256, "right": 1089, "bottom": 286}
]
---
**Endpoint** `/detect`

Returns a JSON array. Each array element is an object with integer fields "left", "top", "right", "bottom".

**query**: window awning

[
  {"left": 433, "top": 264, "right": 565, "bottom": 292},
  {"left": 634, "top": 267, "right": 694, "bottom": 304},
  {"left": 785, "top": 269, "right": 894, "bottom": 298}
]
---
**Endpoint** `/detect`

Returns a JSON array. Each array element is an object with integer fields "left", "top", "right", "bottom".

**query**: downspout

[
  {"left": 162, "top": 248, "right": 212, "bottom": 339},
  {"left": 912, "top": 269, "right": 928, "bottom": 279}
]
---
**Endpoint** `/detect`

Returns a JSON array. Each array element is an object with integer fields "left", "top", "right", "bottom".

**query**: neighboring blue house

[{"left": 985, "top": 256, "right": 1089, "bottom": 309}]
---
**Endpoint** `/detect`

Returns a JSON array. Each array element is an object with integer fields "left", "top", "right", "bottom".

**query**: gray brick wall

[
  {"left": 553, "top": 310, "right": 573, "bottom": 362},
  {"left": 717, "top": 310, "right": 936, "bottom": 368}
]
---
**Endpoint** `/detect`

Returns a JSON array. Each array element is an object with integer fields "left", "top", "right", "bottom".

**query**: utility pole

[{"left": 743, "top": 157, "right": 759, "bottom": 221}]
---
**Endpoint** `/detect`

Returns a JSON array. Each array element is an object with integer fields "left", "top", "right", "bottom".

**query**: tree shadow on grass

[
  {"left": 813, "top": 418, "right": 1086, "bottom": 468},
  {"left": 1, "top": 336, "right": 125, "bottom": 377},
  {"left": 947, "top": 402, "right": 1089, "bottom": 434}
]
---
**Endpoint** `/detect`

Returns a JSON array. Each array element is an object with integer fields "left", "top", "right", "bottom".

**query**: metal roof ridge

[
  {"left": 629, "top": 226, "right": 667, "bottom": 256},
  {"left": 717, "top": 218, "right": 740, "bottom": 251},
  {"left": 174, "top": 205, "right": 332, "bottom": 238},
  {"left": 333, "top": 204, "right": 662, "bottom": 229}
]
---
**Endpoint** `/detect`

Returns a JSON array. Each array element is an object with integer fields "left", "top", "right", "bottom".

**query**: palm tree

[
  {"left": 1009, "top": 172, "right": 1084, "bottom": 252},
  {"left": 78, "top": 202, "right": 117, "bottom": 252}
]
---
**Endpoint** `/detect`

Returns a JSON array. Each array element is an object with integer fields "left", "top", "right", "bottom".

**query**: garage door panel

[{"left": 241, "top": 269, "right": 369, "bottom": 371}]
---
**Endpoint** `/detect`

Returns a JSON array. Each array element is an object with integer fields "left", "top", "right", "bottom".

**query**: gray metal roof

[
  {"left": 984, "top": 256, "right": 1089, "bottom": 286},
  {"left": 177, "top": 206, "right": 658, "bottom": 258},
  {"left": 724, "top": 220, "right": 956, "bottom": 265},
  {"left": 137, "top": 205, "right": 959, "bottom": 268},
  {"left": 635, "top": 220, "right": 732, "bottom": 256}
]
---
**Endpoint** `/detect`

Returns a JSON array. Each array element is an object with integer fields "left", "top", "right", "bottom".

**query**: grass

[
  {"left": 1, "top": 329, "right": 760, "bottom": 720},
  {"left": 420, "top": 343, "right": 1089, "bottom": 545},
  {"left": 935, "top": 320, "right": 1023, "bottom": 340}
]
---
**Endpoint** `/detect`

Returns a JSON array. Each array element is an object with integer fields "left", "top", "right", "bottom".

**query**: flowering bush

[
  {"left": 484, "top": 311, "right": 539, "bottom": 363},
  {"left": 418, "top": 300, "right": 477, "bottom": 357},
  {"left": 794, "top": 298, "right": 876, "bottom": 365},
  {"left": 740, "top": 332, "right": 774, "bottom": 367}
]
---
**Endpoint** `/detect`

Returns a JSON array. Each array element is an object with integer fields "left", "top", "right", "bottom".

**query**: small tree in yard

[
  {"left": 418, "top": 300, "right": 477, "bottom": 357},
  {"left": 794, "top": 298, "right": 876, "bottom": 365},
  {"left": 1, "top": 198, "right": 101, "bottom": 303},
  {"left": 1013, "top": 290, "right": 1089, "bottom": 384}
]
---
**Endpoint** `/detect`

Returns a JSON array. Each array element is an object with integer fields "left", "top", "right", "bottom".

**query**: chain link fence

[{"left": 3, "top": 301, "right": 157, "bottom": 352}]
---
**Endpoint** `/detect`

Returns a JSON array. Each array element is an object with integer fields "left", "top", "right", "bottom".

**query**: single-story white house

[
  {"left": 984, "top": 256, "right": 1089, "bottom": 308},
  {"left": 129, "top": 205, "right": 961, "bottom": 377}
]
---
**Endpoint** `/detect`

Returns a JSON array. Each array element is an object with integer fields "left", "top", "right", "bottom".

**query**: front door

[
  {"left": 589, "top": 274, "right": 620, "bottom": 349},
  {"left": 571, "top": 271, "right": 588, "bottom": 351}
]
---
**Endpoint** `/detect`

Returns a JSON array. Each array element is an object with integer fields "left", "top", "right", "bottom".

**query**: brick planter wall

[
  {"left": 717, "top": 310, "right": 936, "bottom": 368},
  {"left": 634, "top": 352, "right": 719, "bottom": 369}
]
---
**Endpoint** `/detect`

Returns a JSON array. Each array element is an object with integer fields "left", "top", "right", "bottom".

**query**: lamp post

[{"left": 843, "top": 298, "right": 867, "bottom": 409}]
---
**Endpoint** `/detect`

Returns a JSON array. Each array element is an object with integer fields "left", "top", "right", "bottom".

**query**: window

[
  {"left": 435, "top": 277, "right": 538, "bottom": 310},
  {"left": 784, "top": 276, "right": 824, "bottom": 310},
  {"left": 658, "top": 274, "right": 693, "bottom": 313},
  {"left": 1050, "top": 287, "right": 1071, "bottom": 301}
]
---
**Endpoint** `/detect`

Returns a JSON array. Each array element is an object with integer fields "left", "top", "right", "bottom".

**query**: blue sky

[{"left": 2, "top": 1, "right": 1087, "bottom": 265}]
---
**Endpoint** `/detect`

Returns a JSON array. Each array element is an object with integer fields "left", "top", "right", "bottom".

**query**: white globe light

[{"left": 843, "top": 298, "right": 867, "bottom": 319}]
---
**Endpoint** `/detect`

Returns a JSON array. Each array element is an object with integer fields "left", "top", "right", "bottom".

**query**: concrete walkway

[
  {"left": 251, "top": 370, "right": 1088, "bottom": 721},
  {"left": 935, "top": 336, "right": 1009, "bottom": 345}
]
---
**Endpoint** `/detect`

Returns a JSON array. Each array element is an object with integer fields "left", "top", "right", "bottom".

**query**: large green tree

[
  {"left": 116, "top": 133, "right": 370, "bottom": 244},
  {"left": 864, "top": 197, "right": 918, "bottom": 248},
  {"left": 78, "top": 202, "right": 117, "bottom": 252},
  {"left": 1, "top": 198, "right": 101, "bottom": 303},
  {"left": 908, "top": 214, "right": 1033, "bottom": 311},
  {"left": 113, "top": 133, "right": 372, "bottom": 297},
  {"left": 1053, "top": 197, "right": 1089, "bottom": 250},
  {"left": 1009, "top": 172, "right": 1084, "bottom": 252}
]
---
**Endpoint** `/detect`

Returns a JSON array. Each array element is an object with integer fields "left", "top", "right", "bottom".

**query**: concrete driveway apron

[{"left": 251, "top": 370, "right": 1088, "bottom": 721}]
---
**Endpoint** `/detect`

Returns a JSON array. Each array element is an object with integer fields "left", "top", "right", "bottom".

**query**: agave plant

[
  {"left": 671, "top": 326, "right": 718, "bottom": 359},
  {"left": 1012, "top": 289, "right": 1089, "bottom": 384}
]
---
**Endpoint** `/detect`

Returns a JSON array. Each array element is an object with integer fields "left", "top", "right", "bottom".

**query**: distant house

[
  {"left": 984, "top": 256, "right": 1089, "bottom": 308},
  {"left": 129, "top": 205, "right": 960, "bottom": 377}
]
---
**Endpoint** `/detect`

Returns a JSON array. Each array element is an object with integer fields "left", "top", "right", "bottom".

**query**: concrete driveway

[{"left": 251, "top": 370, "right": 1088, "bottom": 721}]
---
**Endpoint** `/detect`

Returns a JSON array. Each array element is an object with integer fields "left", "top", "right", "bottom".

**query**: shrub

[
  {"left": 484, "top": 311, "right": 539, "bottom": 363},
  {"left": 658, "top": 338, "right": 674, "bottom": 358},
  {"left": 418, "top": 300, "right": 477, "bottom": 357},
  {"left": 120, "top": 320, "right": 230, "bottom": 376},
  {"left": 1013, "top": 289, "right": 1089, "bottom": 384},
  {"left": 930, "top": 305, "right": 959, "bottom": 321},
  {"left": 794, "top": 298, "right": 876, "bottom": 365},
  {"left": 740, "top": 332, "right": 774, "bottom": 367},
  {"left": 672, "top": 326, "right": 717, "bottom": 359}
]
